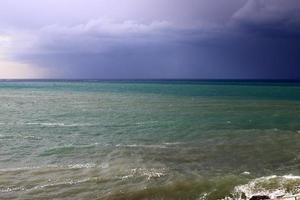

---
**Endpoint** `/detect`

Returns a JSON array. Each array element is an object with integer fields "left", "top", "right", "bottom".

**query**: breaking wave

[{"left": 224, "top": 175, "right": 300, "bottom": 200}]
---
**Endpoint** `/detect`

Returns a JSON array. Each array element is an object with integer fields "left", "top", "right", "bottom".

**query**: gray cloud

[
  {"left": 0, "top": 0, "right": 245, "bottom": 28},
  {"left": 2, "top": 0, "right": 300, "bottom": 79},
  {"left": 232, "top": 0, "right": 300, "bottom": 37},
  {"left": 29, "top": 20, "right": 173, "bottom": 54},
  {"left": 9, "top": 19, "right": 225, "bottom": 78}
]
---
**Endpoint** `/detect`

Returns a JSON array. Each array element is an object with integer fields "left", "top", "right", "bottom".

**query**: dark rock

[
  {"left": 241, "top": 192, "right": 247, "bottom": 199},
  {"left": 249, "top": 195, "right": 270, "bottom": 200}
]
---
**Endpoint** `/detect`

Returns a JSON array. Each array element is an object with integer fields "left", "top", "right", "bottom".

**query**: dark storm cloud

[
  {"left": 10, "top": 19, "right": 228, "bottom": 79},
  {"left": 224, "top": 0, "right": 300, "bottom": 79},
  {"left": 3, "top": 0, "right": 300, "bottom": 79},
  {"left": 232, "top": 0, "right": 300, "bottom": 37}
]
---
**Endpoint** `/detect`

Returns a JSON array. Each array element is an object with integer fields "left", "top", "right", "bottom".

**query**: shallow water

[{"left": 1, "top": 81, "right": 300, "bottom": 199}]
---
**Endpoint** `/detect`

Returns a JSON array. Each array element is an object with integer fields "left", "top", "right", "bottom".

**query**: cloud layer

[
  {"left": 1, "top": 0, "right": 300, "bottom": 79},
  {"left": 233, "top": 0, "right": 300, "bottom": 37}
]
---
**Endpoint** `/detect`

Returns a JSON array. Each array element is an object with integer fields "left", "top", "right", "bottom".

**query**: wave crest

[{"left": 225, "top": 175, "right": 300, "bottom": 200}]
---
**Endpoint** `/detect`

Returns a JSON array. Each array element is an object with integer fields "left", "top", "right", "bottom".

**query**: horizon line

[{"left": 1, "top": 78, "right": 300, "bottom": 82}]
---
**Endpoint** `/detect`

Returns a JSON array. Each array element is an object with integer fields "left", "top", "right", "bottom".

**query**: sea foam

[{"left": 224, "top": 175, "right": 300, "bottom": 200}]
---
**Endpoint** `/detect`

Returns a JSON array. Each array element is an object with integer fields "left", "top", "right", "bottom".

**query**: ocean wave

[
  {"left": 40, "top": 143, "right": 100, "bottom": 156},
  {"left": 25, "top": 122, "right": 96, "bottom": 127},
  {"left": 103, "top": 175, "right": 300, "bottom": 200},
  {"left": 120, "top": 168, "right": 167, "bottom": 181},
  {"left": 0, "top": 163, "right": 97, "bottom": 172},
  {"left": 0, "top": 134, "right": 42, "bottom": 140},
  {"left": 0, "top": 167, "right": 166, "bottom": 194},
  {"left": 23, "top": 135, "right": 42, "bottom": 140},
  {"left": 0, "top": 177, "right": 97, "bottom": 193},
  {"left": 0, "top": 134, "right": 14, "bottom": 139},
  {"left": 0, "top": 122, "right": 96, "bottom": 127},
  {"left": 116, "top": 144, "right": 168, "bottom": 148},
  {"left": 115, "top": 142, "right": 182, "bottom": 148},
  {"left": 163, "top": 142, "right": 182, "bottom": 145},
  {"left": 135, "top": 121, "right": 158, "bottom": 125},
  {"left": 31, "top": 178, "right": 93, "bottom": 190},
  {"left": 0, "top": 186, "right": 26, "bottom": 193},
  {"left": 224, "top": 175, "right": 300, "bottom": 200}
]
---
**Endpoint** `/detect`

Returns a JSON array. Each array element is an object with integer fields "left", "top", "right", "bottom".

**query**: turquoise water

[{"left": 1, "top": 81, "right": 300, "bottom": 199}]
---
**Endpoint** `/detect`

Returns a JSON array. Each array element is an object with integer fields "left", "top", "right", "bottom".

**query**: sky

[{"left": 0, "top": 0, "right": 300, "bottom": 79}]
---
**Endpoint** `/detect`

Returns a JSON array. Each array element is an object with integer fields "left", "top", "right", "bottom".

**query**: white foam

[
  {"left": 135, "top": 121, "right": 158, "bottom": 125},
  {"left": 241, "top": 171, "right": 251, "bottom": 175},
  {"left": 67, "top": 163, "right": 96, "bottom": 169},
  {"left": 23, "top": 135, "right": 41, "bottom": 140},
  {"left": 100, "top": 162, "right": 109, "bottom": 169},
  {"left": 163, "top": 142, "right": 182, "bottom": 145},
  {"left": 0, "top": 186, "right": 26, "bottom": 193},
  {"left": 0, "top": 178, "right": 96, "bottom": 193},
  {"left": 224, "top": 175, "right": 300, "bottom": 200},
  {"left": 121, "top": 168, "right": 167, "bottom": 181},
  {"left": 31, "top": 178, "right": 92, "bottom": 190},
  {"left": 25, "top": 122, "right": 96, "bottom": 127},
  {"left": 0, "top": 163, "right": 97, "bottom": 172},
  {"left": 198, "top": 193, "right": 208, "bottom": 200},
  {"left": 116, "top": 144, "right": 167, "bottom": 148},
  {"left": 282, "top": 174, "right": 300, "bottom": 180}
]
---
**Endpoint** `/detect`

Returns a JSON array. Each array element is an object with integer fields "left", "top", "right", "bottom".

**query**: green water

[{"left": 1, "top": 81, "right": 300, "bottom": 199}]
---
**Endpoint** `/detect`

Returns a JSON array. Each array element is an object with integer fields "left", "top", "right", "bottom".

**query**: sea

[{"left": 1, "top": 80, "right": 300, "bottom": 200}]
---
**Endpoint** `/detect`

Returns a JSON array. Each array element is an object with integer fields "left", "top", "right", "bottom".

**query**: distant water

[{"left": 1, "top": 80, "right": 300, "bottom": 200}]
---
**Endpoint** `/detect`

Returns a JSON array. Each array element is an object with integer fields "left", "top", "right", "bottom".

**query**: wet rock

[
  {"left": 249, "top": 195, "right": 270, "bottom": 200},
  {"left": 241, "top": 192, "right": 247, "bottom": 199}
]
